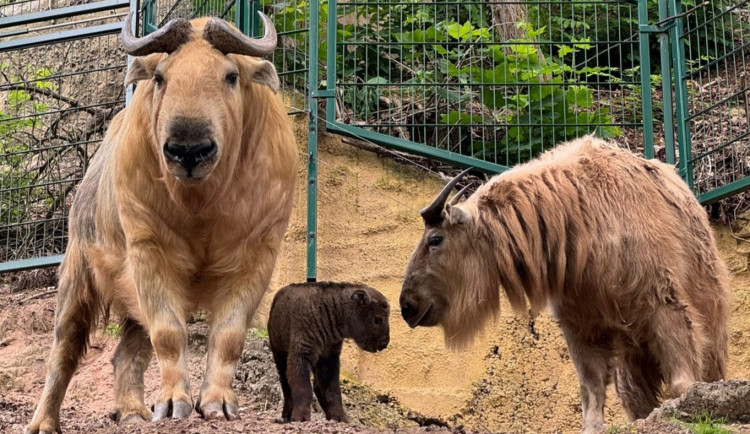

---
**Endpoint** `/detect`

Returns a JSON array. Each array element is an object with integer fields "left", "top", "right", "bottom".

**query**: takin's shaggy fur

[
  {"left": 399, "top": 135, "right": 730, "bottom": 434},
  {"left": 26, "top": 15, "right": 298, "bottom": 434},
  {"left": 268, "top": 282, "right": 390, "bottom": 423}
]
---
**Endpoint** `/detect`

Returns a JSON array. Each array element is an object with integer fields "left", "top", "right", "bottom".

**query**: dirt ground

[{"left": 2, "top": 117, "right": 750, "bottom": 433}]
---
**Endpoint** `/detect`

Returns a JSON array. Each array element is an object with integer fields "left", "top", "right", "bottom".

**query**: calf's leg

[
  {"left": 287, "top": 352, "right": 314, "bottom": 422},
  {"left": 314, "top": 344, "right": 347, "bottom": 422},
  {"left": 111, "top": 318, "right": 154, "bottom": 424},
  {"left": 272, "top": 350, "right": 294, "bottom": 421}
]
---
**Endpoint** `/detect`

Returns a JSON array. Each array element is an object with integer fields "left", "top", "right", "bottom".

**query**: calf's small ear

[{"left": 352, "top": 289, "right": 370, "bottom": 304}]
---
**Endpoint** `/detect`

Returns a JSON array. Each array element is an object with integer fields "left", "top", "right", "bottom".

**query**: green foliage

[
  {"left": 672, "top": 413, "right": 733, "bottom": 434},
  {"left": 105, "top": 321, "right": 123, "bottom": 337},
  {"left": 251, "top": 327, "right": 269, "bottom": 339},
  {"left": 528, "top": 0, "right": 748, "bottom": 74},
  {"left": 1, "top": 65, "right": 56, "bottom": 225},
  {"left": 324, "top": 1, "right": 623, "bottom": 163}
]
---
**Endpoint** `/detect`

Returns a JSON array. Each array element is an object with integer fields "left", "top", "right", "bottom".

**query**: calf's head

[
  {"left": 122, "top": 13, "right": 280, "bottom": 183},
  {"left": 400, "top": 169, "right": 500, "bottom": 347},
  {"left": 348, "top": 286, "right": 390, "bottom": 353}
]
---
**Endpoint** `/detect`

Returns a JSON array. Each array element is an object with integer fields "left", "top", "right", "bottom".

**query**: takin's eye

[
  {"left": 153, "top": 73, "right": 164, "bottom": 86},
  {"left": 427, "top": 235, "right": 444, "bottom": 248},
  {"left": 374, "top": 316, "right": 383, "bottom": 326},
  {"left": 225, "top": 71, "right": 239, "bottom": 86}
]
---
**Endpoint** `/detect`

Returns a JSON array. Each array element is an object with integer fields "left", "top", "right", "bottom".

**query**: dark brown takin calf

[
  {"left": 400, "top": 136, "right": 730, "bottom": 434},
  {"left": 268, "top": 282, "right": 390, "bottom": 422}
]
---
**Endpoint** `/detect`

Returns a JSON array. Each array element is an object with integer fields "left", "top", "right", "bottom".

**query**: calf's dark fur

[{"left": 268, "top": 282, "right": 390, "bottom": 422}]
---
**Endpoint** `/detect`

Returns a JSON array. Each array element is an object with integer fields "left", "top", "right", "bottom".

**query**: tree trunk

[{"left": 485, "top": 0, "right": 549, "bottom": 80}]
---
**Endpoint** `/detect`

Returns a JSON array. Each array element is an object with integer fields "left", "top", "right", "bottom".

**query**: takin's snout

[{"left": 162, "top": 116, "right": 219, "bottom": 180}]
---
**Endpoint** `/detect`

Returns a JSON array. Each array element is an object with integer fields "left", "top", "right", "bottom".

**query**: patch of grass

[
  {"left": 104, "top": 321, "right": 122, "bottom": 337},
  {"left": 604, "top": 425, "right": 630, "bottom": 434},
  {"left": 251, "top": 328, "right": 269, "bottom": 339},
  {"left": 672, "top": 412, "right": 733, "bottom": 434}
]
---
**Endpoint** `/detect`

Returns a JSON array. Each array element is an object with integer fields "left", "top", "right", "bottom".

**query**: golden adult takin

[
  {"left": 25, "top": 12, "right": 298, "bottom": 434},
  {"left": 400, "top": 135, "right": 730, "bottom": 434}
]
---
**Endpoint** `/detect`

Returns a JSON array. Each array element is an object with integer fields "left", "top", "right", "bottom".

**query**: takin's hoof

[
  {"left": 24, "top": 418, "right": 61, "bottom": 434},
  {"left": 152, "top": 398, "right": 193, "bottom": 421},
  {"left": 197, "top": 400, "right": 240, "bottom": 421},
  {"left": 110, "top": 407, "right": 151, "bottom": 425}
]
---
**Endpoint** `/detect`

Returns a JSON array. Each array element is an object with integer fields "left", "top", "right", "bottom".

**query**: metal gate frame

[{"left": 0, "top": 0, "right": 131, "bottom": 273}]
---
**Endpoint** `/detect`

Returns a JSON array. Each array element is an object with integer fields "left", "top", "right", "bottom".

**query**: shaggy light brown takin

[
  {"left": 399, "top": 135, "right": 730, "bottom": 434},
  {"left": 25, "top": 13, "right": 298, "bottom": 434}
]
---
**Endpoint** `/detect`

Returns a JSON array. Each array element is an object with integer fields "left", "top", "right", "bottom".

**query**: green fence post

[
  {"left": 235, "top": 0, "right": 259, "bottom": 36},
  {"left": 669, "top": 0, "right": 693, "bottom": 189},
  {"left": 637, "top": 0, "right": 656, "bottom": 160},
  {"left": 306, "top": 0, "right": 320, "bottom": 282},
  {"left": 658, "top": 0, "right": 676, "bottom": 164},
  {"left": 141, "top": 0, "right": 157, "bottom": 35}
]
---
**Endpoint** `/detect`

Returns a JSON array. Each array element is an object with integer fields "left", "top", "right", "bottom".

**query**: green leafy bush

[{"left": 1, "top": 66, "right": 55, "bottom": 226}]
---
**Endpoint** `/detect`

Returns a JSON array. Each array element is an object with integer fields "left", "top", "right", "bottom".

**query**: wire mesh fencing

[
  {"left": 1, "top": 3, "right": 128, "bottom": 267},
  {"left": 326, "top": 0, "right": 649, "bottom": 170},
  {"left": 682, "top": 0, "right": 750, "bottom": 204}
]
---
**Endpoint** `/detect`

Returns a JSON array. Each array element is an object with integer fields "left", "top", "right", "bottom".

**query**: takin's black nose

[
  {"left": 399, "top": 294, "right": 418, "bottom": 323},
  {"left": 163, "top": 141, "right": 217, "bottom": 173}
]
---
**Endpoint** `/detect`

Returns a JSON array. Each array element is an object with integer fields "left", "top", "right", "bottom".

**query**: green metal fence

[
  {"left": 0, "top": 0, "right": 310, "bottom": 273},
  {"left": 1, "top": 0, "right": 131, "bottom": 272},
  {"left": 673, "top": 0, "right": 749, "bottom": 204},
  {"left": 2, "top": 0, "right": 749, "bottom": 278},
  {"left": 320, "top": 0, "right": 652, "bottom": 173}
]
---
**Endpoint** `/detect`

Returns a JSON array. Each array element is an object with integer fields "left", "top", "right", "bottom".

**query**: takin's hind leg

[
  {"left": 615, "top": 346, "right": 663, "bottom": 420},
  {"left": 25, "top": 259, "right": 99, "bottom": 434},
  {"left": 111, "top": 318, "right": 154, "bottom": 425},
  {"left": 271, "top": 350, "right": 294, "bottom": 421},
  {"left": 560, "top": 324, "right": 613, "bottom": 434},
  {"left": 313, "top": 344, "right": 347, "bottom": 422}
]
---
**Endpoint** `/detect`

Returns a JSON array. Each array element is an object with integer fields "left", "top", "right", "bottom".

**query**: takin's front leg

[
  {"left": 131, "top": 242, "right": 193, "bottom": 421},
  {"left": 111, "top": 318, "right": 154, "bottom": 425},
  {"left": 561, "top": 325, "right": 613, "bottom": 434},
  {"left": 197, "top": 269, "right": 270, "bottom": 420}
]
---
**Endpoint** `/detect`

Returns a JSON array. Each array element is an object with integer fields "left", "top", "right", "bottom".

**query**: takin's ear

[
  {"left": 242, "top": 59, "right": 280, "bottom": 94},
  {"left": 445, "top": 204, "right": 471, "bottom": 225},
  {"left": 125, "top": 53, "right": 166, "bottom": 86},
  {"left": 352, "top": 289, "right": 370, "bottom": 305}
]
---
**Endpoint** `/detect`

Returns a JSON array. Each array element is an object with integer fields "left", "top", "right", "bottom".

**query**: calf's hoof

[
  {"left": 290, "top": 408, "right": 311, "bottom": 422},
  {"left": 326, "top": 412, "right": 349, "bottom": 423},
  {"left": 152, "top": 398, "right": 193, "bottom": 421}
]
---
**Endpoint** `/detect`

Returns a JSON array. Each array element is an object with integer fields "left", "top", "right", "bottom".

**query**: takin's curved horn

[
  {"left": 121, "top": 12, "right": 194, "bottom": 56},
  {"left": 203, "top": 11, "right": 277, "bottom": 57},
  {"left": 420, "top": 167, "right": 472, "bottom": 224},
  {"left": 448, "top": 184, "right": 472, "bottom": 207}
]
